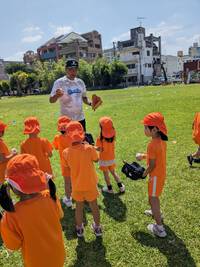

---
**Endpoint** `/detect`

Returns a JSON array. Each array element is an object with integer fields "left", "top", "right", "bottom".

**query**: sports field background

[{"left": 0, "top": 84, "right": 199, "bottom": 267}]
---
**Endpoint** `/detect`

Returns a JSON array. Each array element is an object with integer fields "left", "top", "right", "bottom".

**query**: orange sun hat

[
  {"left": 57, "top": 116, "right": 71, "bottom": 131},
  {"left": 24, "top": 117, "right": 40, "bottom": 134},
  {"left": 141, "top": 112, "right": 167, "bottom": 136},
  {"left": 0, "top": 120, "right": 7, "bottom": 132},
  {"left": 99, "top": 116, "right": 116, "bottom": 138},
  {"left": 66, "top": 121, "right": 85, "bottom": 143},
  {"left": 6, "top": 154, "right": 47, "bottom": 194}
]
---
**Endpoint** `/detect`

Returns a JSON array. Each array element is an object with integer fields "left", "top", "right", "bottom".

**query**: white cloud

[
  {"left": 21, "top": 25, "right": 43, "bottom": 43},
  {"left": 147, "top": 21, "right": 183, "bottom": 38},
  {"left": 23, "top": 26, "right": 41, "bottom": 33},
  {"left": 54, "top": 26, "right": 73, "bottom": 36},
  {"left": 5, "top": 51, "right": 25, "bottom": 61},
  {"left": 21, "top": 34, "right": 43, "bottom": 43}
]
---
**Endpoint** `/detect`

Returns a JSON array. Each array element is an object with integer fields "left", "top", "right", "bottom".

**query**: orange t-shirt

[
  {"left": 147, "top": 138, "right": 167, "bottom": 179},
  {"left": 0, "top": 138, "right": 10, "bottom": 183},
  {"left": 53, "top": 134, "right": 71, "bottom": 165},
  {"left": 63, "top": 143, "right": 98, "bottom": 191},
  {"left": 21, "top": 137, "right": 53, "bottom": 174},
  {"left": 0, "top": 190, "right": 65, "bottom": 267},
  {"left": 192, "top": 112, "right": 200, "bottom": 145},
  {"left": 96, "top": 137, "right": 115, "bottom": 161}
]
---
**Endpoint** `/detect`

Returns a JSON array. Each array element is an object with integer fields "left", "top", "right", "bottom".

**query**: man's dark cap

[{"left": 65, "top": 59, "right": 79, "bottom": 68}]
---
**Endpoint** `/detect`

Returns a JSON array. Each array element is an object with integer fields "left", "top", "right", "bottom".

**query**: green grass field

[{"left": 0, "top": 84, "right": 200, "bottom": 267}]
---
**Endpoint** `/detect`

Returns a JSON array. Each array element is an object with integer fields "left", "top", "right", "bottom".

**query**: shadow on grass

[
  {"left": 0, "top": 236, "right": 3, "bottom": 247},
  {"left": 98, "top": 184, "right": 127, "bottom": 222},
  {"left": 73, "top": 237, "right": 111, "bottom": 267},
  {"left": 132, "top": 225, "right": 196, "bottom": 267}
]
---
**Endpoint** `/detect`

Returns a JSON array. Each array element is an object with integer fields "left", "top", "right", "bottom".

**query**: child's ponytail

[
  {"left": 0, "top": 183, "right": 15, "bottom": 212},
  {"left": 48, "top": 179, "right": 57, "bottom": 201}
]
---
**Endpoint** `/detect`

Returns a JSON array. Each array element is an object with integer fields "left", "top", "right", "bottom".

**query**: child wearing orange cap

[
  {"left": 62, "top": 121, "right": 102, "bottom": 237},
  {"left": 53, "top": 116, "right": 72, "bottom": 207},
  {"left": 136, "top": 112, "right": 168, "bottom": 238},
  {"left": 0, "top": 154, "right": 65, "bottom": 267},
  {"left": 96, "top": 116, "right": 125, "bottom": 194},
  {"left": 0, "top": 120, "right": 17, "bottom": 184},
  {"left": 187, "top": 112, "right": 200, "bottom": 166},
  {"left": 20, "top": 117, "right": 53, "bottom": 175}
]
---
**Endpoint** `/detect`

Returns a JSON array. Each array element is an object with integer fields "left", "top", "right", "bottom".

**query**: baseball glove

[
  {"left": 92, "top": 94, "right": 102, "bottom": 111},
  {"left": 121, "top": 161, "right": 146, "bottom": 180}
]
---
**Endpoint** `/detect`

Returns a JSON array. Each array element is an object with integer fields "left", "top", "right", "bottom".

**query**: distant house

[{"left": 37, "top": 30, "right": 102, "bottom": 62}]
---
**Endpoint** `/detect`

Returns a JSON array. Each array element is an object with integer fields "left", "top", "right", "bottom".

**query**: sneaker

[
  {"left": 91, "top": 223, "right": 103, "bottom": 237},
  {"left": 187, "top": 155, "right": 193, "bottom": 166},
  {"left": 63, "top": 196, "right": 72, "bottom": 207},
  {"left": 119, "top": 183, "right": 125, "bottom": 193},
  {"left": 102, "top": 186, "right": 114, "bottom": 194},
  {"left": 144, "top": 209, "right": 164, "bottom": 221},
  {"left": 147, "top": 223, "right": 167, "bottom": 238},
  {"left": 76, "top": 225, "right": 84, "bottom": 238}
]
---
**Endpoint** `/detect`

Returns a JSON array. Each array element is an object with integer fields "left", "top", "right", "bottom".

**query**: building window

[
  {"left": 132, "top": 51, "right": 139, "bottom": 55},
  {"left": 148, "top": 64, "right": 151, "bottom": 68},
  {"left": 95, "top": 44, "right": 100, "bottom": 49},
  {"left": 127, "top": 64, "right": 136, "bottom": 69},
  {"left": 147, "top": 50, "right": 150, "bottom": 56}
]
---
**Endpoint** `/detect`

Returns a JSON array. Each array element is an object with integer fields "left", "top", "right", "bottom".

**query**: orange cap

[
  {"left": 99, "top": 116, "right": 116, "bottom": 138},
  {"left": 6, "top": 154, "right": 47, "bottom": 194},
  {"left": 141, "top": 112, "right": 167, "bottom": 136},
  {"left": 24, "top": 117, "right": 40, "bottom": 134},
  {"left": 66, "top": 121, "right": 84, "bottom": 143},
  {"left": 57, "top": 116, "right": 71, "bottom": 131},
  {"left": 0, "top": 120, "right": 7, "bottom": 132}
]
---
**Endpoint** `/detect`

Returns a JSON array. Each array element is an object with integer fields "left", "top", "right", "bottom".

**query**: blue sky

[{"left": 1, "top": 0, "right": 199, "bottom": 61}]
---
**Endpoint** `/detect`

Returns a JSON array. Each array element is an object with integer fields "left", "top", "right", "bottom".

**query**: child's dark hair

[
  {"left": 0, "top": 183, "right": 15, "bottom": 213},
  {"left": 48, "top": 179, "right": 57, "bottom": 201},
  {"left": 100, "top": 130, "right": 115, "bottom": 143},
  {"left": 148, "top": 126, "right": 168, "bottom": 141}
]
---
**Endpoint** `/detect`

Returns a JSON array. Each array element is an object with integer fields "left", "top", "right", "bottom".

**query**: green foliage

[
  {"left": 10, "top": 71, "right": 28, "bottom": 96},
  {"left": 92, "top": 58, "right": 111, "bottom": 87},
  {"left": 5, "top": 62, "right": 34, "bottom": 74},
  {"left": 110, "top": 60, "right": 128, "bottom": 86},
  {"left": 78, "top": 59, "right": 93, "bottom": 87},
  {"left": 0, "top": 80, "right": 10, "bottom": 95}
]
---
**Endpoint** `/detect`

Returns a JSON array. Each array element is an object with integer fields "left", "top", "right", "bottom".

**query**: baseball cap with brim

[
  {"left": 6, "top": 154, "right": 47, "bottom": 194},
  {"left": 66, "top": 121, "right": 84, "bottom": 143},
  {"left": 0, "top": 121, "right": 7, "bottom": 132},
  {"left": 99, "top": 116, "right": 116, "bottom": 138},
  {"left": 24, "top": 117, "right": 40, "bottom": 134},
  {"left": 141, "top": 112, "right": 167, "bottom": 136},
  {"left": 65, "top": 59, "right": 79, "bottom": 69},
  {"left": 57, "top": 116, "right": 71, "bottom": 131}
]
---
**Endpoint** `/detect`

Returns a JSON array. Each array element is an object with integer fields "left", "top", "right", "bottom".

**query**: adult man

[{"left": 49, "top": 59, "right": 92, "bottom": 131}]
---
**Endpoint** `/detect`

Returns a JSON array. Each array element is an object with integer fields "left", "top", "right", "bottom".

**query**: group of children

[{"left": 0, "top": 111, "right": 199, "bottom": 266}]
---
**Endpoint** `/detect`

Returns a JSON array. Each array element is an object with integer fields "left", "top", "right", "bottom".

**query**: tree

[
  {"left": 78, "top": 59, "right": 93, "bottom": 87},
  {"left": 110, "top": 60, "right": 128, "bottom": 86},
  {"left": 10, "top": 71, "right": 28, "bottom": 96},
  {"left": 92, "top": 58, "right": 111, "bottom": 87},
  {"left": 5, "top": 63, "right": 34, "bottom": 74},
  {"left": 0, "top": 80, "right": 10, "bottom": 96}
]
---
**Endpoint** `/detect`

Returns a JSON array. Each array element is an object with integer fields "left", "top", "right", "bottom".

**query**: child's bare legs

[
  {"left": 192, "top": 146, "right": 200, "bottom": 158},
  {"left": 103, "top": 170, "right": 111, "bottom": 186},
  {"left": 64, "top": 176, "right": 71, "bottom": 199},
  {"left": 149, "top": 196, "right": 162, "bottom": 225},
  {"left": 110, "top": 169, "right": 121, "bottom": 183},
  {"left": 89, "top": 199, "right": 100, "bottom": 226},
  {"left": 75, "top": 201, "right": 84, "bottom": 228}
]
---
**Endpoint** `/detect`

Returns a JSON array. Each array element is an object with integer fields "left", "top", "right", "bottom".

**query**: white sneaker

[
  {"left": 63, "top": 196, "right": 72, "bottom": 207},
  {"left": 147, "top": 223, "right": 167, "bottom": 238},
  {"left": 102, "top": 186, "right": 114, "bottom": 194},
  {"left": 119, "top": 183, "right": 125, "bottom": 193},
  {"left": 144, "top": 209, "right": 164, "bottom": 220}
]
